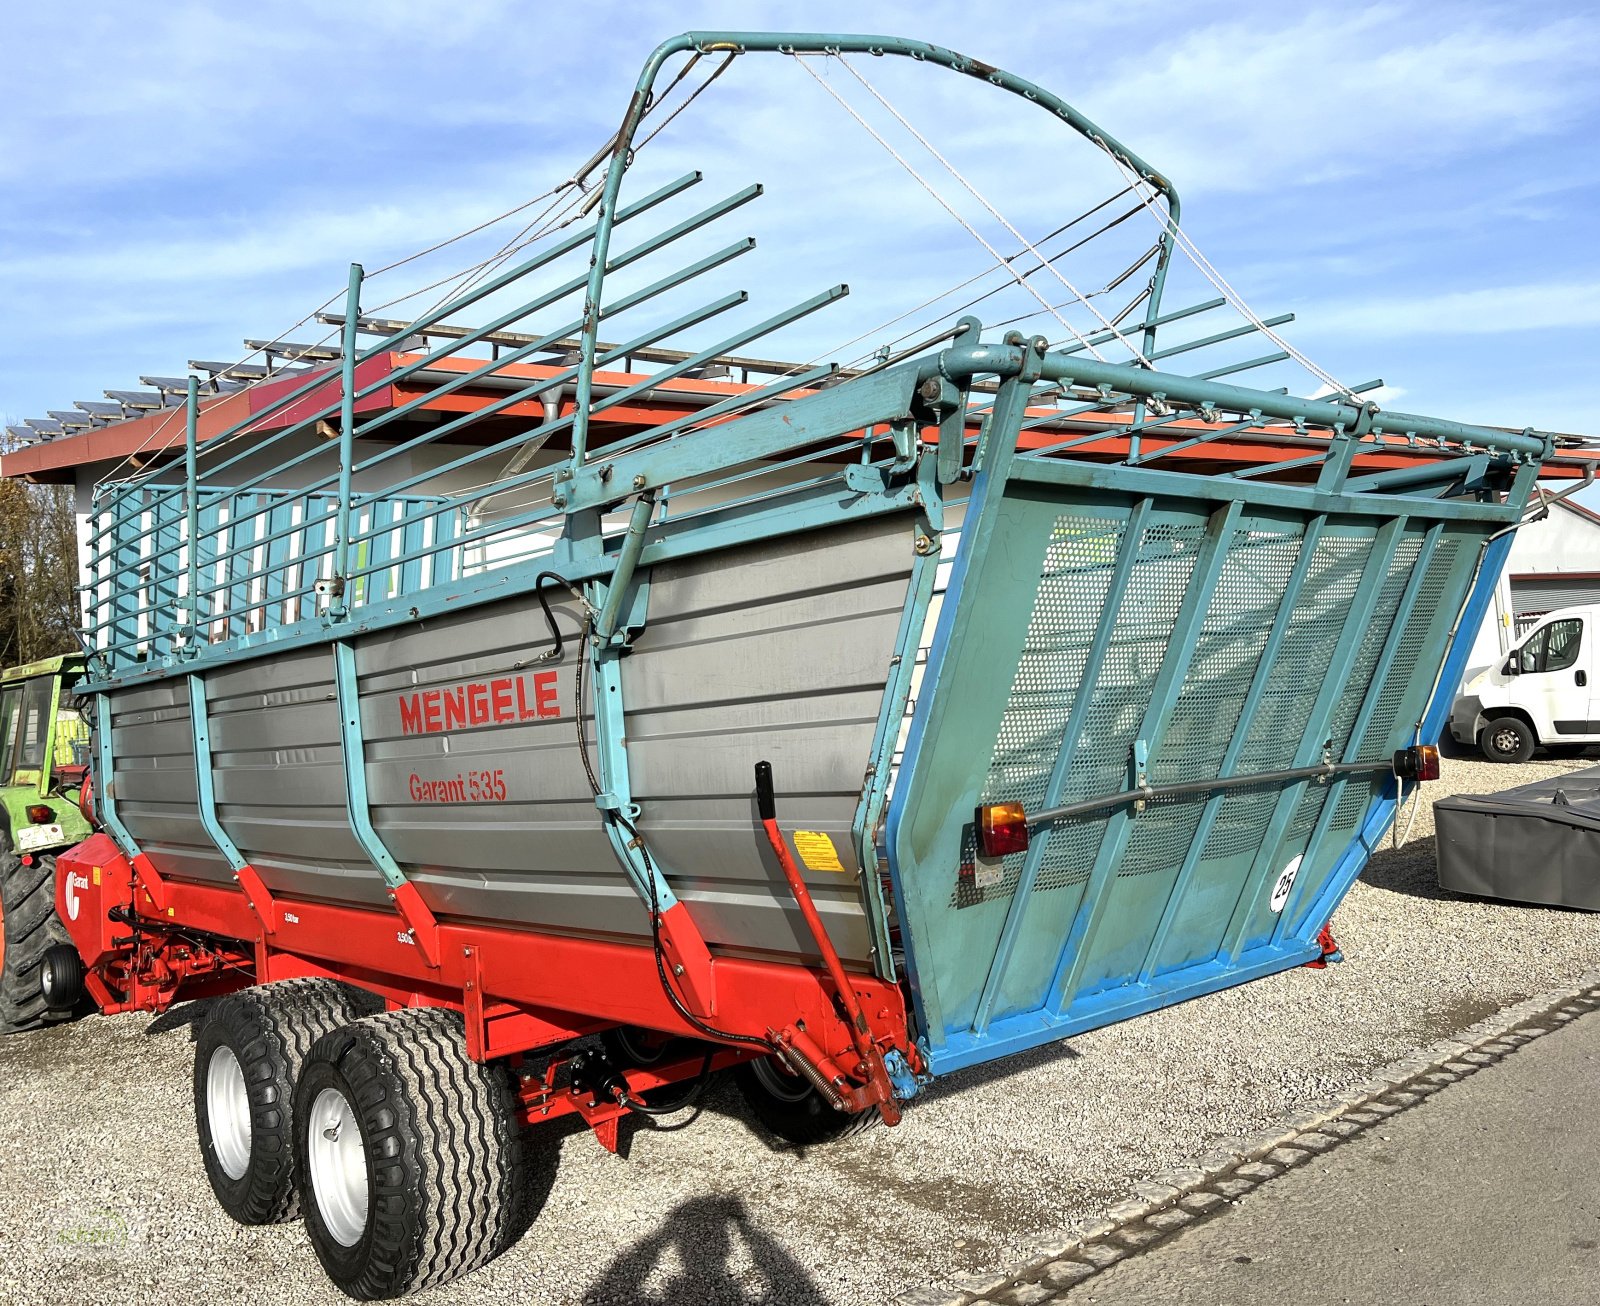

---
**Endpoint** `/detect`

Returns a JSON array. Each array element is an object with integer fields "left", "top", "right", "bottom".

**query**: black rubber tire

[
  {"left": 294, "top": 1008, "right": 536, "bottom": 1299},
  {"left": 194, "top": 979, "right": 382, "bottom": 1226},
  {"left": 733, "top": 1054, "right": 882, "bottom": 1147},
  {"left": 0, "top": 845, "right": 76, "bottom": 1035},
  {"left": 40, "top": 944, "right": 86, "bottom": 1012},
  {"left": 1481, "top": 715, "right": 1536, "bottom": 763},
  {"left": 600, "top": 1024, "right": 680, "bottom": 1068}
]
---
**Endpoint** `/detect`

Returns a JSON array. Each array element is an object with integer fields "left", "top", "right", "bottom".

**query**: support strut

[{"left": 754, "top": 760, "right": 901, "bottom": 1125}]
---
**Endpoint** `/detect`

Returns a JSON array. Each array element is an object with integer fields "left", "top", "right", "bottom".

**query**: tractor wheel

[
  {"left": 294, "top": 1008, "right": 537, "bottom": 1299},
  {"left": 733, "top": 1053, "right": 882, "bottom": 1147},
  {"left": 194, "top": 979, "right": 382, "bottom": 1225},
  {"left": 0, "top": 842, "right": 76, "bottom": 1035}
]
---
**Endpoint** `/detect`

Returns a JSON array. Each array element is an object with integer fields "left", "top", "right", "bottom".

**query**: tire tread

[
  {"left": 195, "top": 979, "right": 381, "bottom": 1224},
  {"left": 298, "top": 1008, "right": 533, "bottom": 1299},
  {"left": 0, "top": 850, "right": 74, "bottom": 1035}
]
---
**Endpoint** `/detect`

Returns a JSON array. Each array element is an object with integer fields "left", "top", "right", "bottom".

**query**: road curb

[{"left": 895, "top": 966, "right": 1600, "bottom": 1306}]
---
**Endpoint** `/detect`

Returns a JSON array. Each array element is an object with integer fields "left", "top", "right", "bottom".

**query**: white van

[{"left": 1451, "top": 604, "right": 1599, "bottom": 762}]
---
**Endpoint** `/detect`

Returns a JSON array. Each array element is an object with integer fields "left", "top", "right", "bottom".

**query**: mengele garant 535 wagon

[{"left": 39, "top": 30, "right": 1584, "bottom": 1299}]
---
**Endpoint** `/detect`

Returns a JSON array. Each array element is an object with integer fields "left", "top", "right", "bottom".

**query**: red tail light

[
  {"left": 26, "top": 804, "right": 53, "bottom": 824},
  {"left": 1392, "top": 744, "right": 1441, "bottom": 782},
  {"left": 976, "top": 802, "right": 1030, "bottom": 857}
]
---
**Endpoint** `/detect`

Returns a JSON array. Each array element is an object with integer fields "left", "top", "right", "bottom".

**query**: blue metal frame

[
  {"left": 886, "top": 441, "right": 1537, "bottom": 1075},
  {"left": 330, "top": 640, "right": 410, "bottom": 895},
  {"left": 186, "top": 674, "right": 249, "bottom": 876}
]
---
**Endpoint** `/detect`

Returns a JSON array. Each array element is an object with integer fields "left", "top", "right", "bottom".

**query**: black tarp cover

[{"left": 1435, "top": 763, "right": 1600, "bottom": 910}]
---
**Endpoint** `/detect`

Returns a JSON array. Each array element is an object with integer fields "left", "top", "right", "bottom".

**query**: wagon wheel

[
  {"left": 733, "top": 1053, "right": 883, "bottom": 1146},
  {"left": 294, "top": 1007, "right": 539, "bottom": 1298}
]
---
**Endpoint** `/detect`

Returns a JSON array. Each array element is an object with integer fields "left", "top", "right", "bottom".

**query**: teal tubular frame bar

[
  {"left": 330, "top": 640, "right": 407, "bottom": 894},
  {"left": 187, "top": 674, "right": 248, "bottom": 875},
  {"left": 183, "top": 376, "right": 200, "bottom": 645},
  {"left": 86, "top": 172, "right": 706, "bottom": 544},
  {"left": 569, "top": 29, "right": 1185, "bottom": 464},
  {"left": 329, "top": 264, "right": 364, "bottom": 619},
  {"left": 851, "top": 453, "right": 944, "bottom": 979},
  {"left": 582, "top": 589, "right": 684, "bottom": 915}
]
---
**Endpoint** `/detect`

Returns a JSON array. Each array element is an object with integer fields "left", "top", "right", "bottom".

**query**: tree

[{"left": 0, "top": 477, "right": 81, "bottom": 666}]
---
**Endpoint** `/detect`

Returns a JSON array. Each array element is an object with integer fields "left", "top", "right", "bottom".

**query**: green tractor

[{"left": 0, "top": 653, "right": 94, "bottom": 1034}]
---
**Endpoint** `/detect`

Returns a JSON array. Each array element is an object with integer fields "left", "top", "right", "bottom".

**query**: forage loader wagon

[{"left": 31, "top": 30, "right": 1580, "bottom": 1299}]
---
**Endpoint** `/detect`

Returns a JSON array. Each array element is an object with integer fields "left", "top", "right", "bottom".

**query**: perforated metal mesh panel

[
  {"left": 948, "top": 515, "right": 1123, "bottom": 907},
  {"left": 1200, "top": 532, "right": 1372, "bottom": 861},
  {"left": 1320, "top": 537, "right": 1468, "bottom": 847},
  {"left": 1286, "top": 536, "right": 1423, "bottom": 840},
  {"left": 956, "top": 513, "right": 1210, "bottom": 907},
  {"left": 1030, "top": 519, "right": 1206, "bottom": 892},
  {"left": 890, "top": 467, "right": 1517, "bottom": 1072},
  {"left": 1119, "top": 527, "right": 1304, "bottom": 878}
]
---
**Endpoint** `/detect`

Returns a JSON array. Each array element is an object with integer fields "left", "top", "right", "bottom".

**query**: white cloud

[
  {"left": 1298, "top": 281, "right": 1600, "bottom": 339},
  {"left": 1073, "top": 7, "right": 1600, "bottom": 194}
]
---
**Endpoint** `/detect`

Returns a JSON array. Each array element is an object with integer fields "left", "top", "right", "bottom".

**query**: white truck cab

[{"left": 1451, "top": 603, "right": 1600, "bottom": 762}]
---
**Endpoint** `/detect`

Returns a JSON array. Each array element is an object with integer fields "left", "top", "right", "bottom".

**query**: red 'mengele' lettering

[{"left": 398, "top": 670, "right": 561, "bottom": 735}]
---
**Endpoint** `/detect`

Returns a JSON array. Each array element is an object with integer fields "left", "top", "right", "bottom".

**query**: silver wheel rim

[
  {"left": 752, "top": 1055, "right": 814, "bottom": 1104},
  {"left": 1494, "top": 727, "right": 1520, "bottom": 754},
  {"left": 308, "top": 1087, "right": 369, "bottom": 1247},
  {"left": 206, "top": 1046, "right": 252, "bottom": 1182}
]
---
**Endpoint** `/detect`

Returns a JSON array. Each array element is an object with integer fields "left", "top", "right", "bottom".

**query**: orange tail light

[
  {"left": 1392, "top": 744, "right": 1440, "bottom": 782},
  {"left": 975, "top": 802, "right": 1030, "bottom": 857}
]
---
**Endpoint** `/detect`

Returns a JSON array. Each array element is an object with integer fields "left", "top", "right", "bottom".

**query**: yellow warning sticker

[
  {"left": 793, "top": 830, "right": 847, "bottom": 873},
  {"left": 92, "top": 867, "right": 101, "bottom": 886}
]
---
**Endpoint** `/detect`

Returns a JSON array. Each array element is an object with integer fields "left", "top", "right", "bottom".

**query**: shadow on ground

[
  {"left": 1358, "top": 836, "right": 1456, "bottom": 901},
  {"left": 585, "top": 1193, "right": 831, "bottom": 1305}
]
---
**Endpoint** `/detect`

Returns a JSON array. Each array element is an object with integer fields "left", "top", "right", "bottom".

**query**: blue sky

[{"left": 3, "top": 0, "right": 1597, "bottom": 446}]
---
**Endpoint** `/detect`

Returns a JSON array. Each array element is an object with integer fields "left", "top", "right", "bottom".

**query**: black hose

[
  {"left": 532, "top": 570, "right": 582, "bottom": 663},
  {"left": 616, "top": 1050, "right": 716, "bottom": 1116}
]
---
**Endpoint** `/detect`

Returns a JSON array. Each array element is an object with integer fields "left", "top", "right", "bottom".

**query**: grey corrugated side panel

[
  {"left": 205, "top": 645, "right": 385, "bottom": 904},
  {"left": 104, "top": 513, "right": 911, "bottom": 968},
  {"left": 108, "top": 680, "right": 230, "bottom": 885}
]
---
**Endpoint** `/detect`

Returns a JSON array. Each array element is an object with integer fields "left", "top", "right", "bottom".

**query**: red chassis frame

[{"left": 56, "top": 834, "right": 916, "bottom": 1149}]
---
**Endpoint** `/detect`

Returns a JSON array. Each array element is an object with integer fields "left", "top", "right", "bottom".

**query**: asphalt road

[{"left": 1074, "top": 1007, "right": 1600, "bottom": 1306}]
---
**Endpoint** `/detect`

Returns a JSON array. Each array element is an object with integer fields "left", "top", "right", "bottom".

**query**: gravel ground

[{"left": 4, "top": 754, "right": 1599, "bottom": 1306}]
